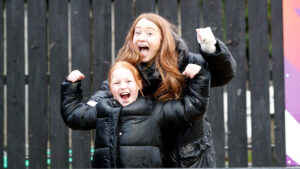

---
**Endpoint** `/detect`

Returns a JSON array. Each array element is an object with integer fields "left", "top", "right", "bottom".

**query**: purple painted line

[
  {"left": 296, "top": 9, "right": 300, "bottom": 17},
  {"left": 284, "top": 58, "right": 300, "bottom": 124},
  {"left": 287, "top": 154, "right": 299, "bottom": 166}
]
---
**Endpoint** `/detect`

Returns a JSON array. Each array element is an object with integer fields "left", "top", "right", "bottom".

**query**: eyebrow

[{"left": 135, "top": 26, "right": 156, "bottom": 31}]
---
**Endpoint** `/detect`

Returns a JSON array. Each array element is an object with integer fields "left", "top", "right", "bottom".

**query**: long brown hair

[{"left": 116, "top": 13, "right": 185, "bottom": 101}]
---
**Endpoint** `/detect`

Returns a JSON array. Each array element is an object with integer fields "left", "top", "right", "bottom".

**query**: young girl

[{"left": 61, "top": 61, "right": 210, "bottom": 168}]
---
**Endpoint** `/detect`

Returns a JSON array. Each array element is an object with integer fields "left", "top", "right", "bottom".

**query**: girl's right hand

[{"left": 67, "top": 70, "right": 85, "bottom": 82}]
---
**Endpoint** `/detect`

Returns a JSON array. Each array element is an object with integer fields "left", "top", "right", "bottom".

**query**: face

[
  {"left": 110, "top": 68, "right": 140, "bottom": 107},
  {"left": 133, "top": 18, "right": 162, "bottom": 63}
]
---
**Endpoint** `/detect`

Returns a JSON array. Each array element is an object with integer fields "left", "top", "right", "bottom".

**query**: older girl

[{"left": 73, "top": 13, "right": 235, "bottom": 167}]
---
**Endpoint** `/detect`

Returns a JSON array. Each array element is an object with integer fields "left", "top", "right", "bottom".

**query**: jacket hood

[{"left": 173, "top": 32, "right": 190, "bottom": 72}]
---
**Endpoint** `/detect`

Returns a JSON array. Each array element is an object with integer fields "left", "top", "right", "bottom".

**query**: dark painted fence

[{"left": 0, "top": 0, "right": 286, "bottom": 168}]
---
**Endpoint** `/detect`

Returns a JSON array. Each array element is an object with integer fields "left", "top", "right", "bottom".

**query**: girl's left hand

[
  {"left": 182, "top": 64, "right": 201, "bottom": 79},
  {"left": 196, "top": 27, "right": 216, "bottom": 54}
]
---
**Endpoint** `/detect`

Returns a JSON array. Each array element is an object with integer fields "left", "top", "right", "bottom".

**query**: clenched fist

[
  {"left": 182, "top": 64, "right": 201, "bottom": 79},
  {"left": 67, "top": 70, "right": 85, "bottom": 82},
  {"left": 196, "top": 27, "right": 217, "bottom": 54}
]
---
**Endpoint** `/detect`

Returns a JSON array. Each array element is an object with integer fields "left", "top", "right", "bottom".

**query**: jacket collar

[{"left": 173, "top": 32, "right": 190, "bottom": 72}]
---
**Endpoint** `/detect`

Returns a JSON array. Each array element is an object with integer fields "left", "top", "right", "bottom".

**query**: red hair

[{"left": 116, "top": 13, "right": 185, "bottom": 101}]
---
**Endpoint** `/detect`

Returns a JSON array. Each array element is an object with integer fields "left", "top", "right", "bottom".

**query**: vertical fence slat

[
  {"left": 202, "top": 0, "right": 223, "bottom": 38},
  {"left": 225, "top": 0, "right": 248, "bottom": 167},
  {"left": 92, "top": 0, "right": 111, "bottom": 89},
  {"left": 135, "top": 0, "right": 155, "bottom": 17},
  {"left": 6, "top": 0, "right": 25, "bottom": 168},
  {"left": 181, "top": 0, "right": 200, "bottom": 53},
  {"left": 71, "top": 0, "right": 91, "bottom": 167},
  {"left": 0, "top": 0, "right": 4, "bottom": 168},
  {"left": 158, "top": 0, "right": 177, "bottom": 26},
  {"left": 49, "top": 0, "right": 69, "bottom": 167},
  {"left": 271, "top": 0, "right": 286, "bottom": 166},
  {"left": 114, "top": 0, "right": 133, "bottom": 57},
  {"left": 248, "top": 0, "right": 272, "bottom": 166},
  {"left": 27, "top": 0, "right": 47, "bottom": 168},
  {"left": 202, "top": 0, "right": 225, "bottom": 167},
  {"left": 0, "top": 0, "right": 3, "bottom": 167}
]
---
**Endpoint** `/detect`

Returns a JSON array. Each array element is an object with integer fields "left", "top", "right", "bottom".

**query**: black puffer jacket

[
  {"left": 89, "top": 37, "right": 235, "bottom": 168},
  {"left": 61, "top": 67, "right": 210, "bottom": 168},
  {"left": 164, "top": 36, "right": 236, "bottom": 168}
]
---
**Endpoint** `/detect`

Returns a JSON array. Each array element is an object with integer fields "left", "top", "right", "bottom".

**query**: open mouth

[
  {"left": 139, "top": 47, "right": 149, "bottom": 57},
  {"left": 120, "top": 93, "right": 130, "bottom": 100},
  {"left": 138, "top": 46, "right": 149, "bottom": 51},
  {"left": 138, "top": 44, "right": 149, "bottom": 55}
]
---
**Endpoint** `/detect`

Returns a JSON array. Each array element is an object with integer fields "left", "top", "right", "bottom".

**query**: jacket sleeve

[
  {"left": 196, "top": 37, "right": 236, "bottom": 87},
  {"left": 157, "top": 67, "right": 210, "bottom": 128},
  {"left": 61, "top": 81, "right": 97, "bottom": 130},
  {"left": 89, "top": 80, "right": 112, "bottom": 102}
]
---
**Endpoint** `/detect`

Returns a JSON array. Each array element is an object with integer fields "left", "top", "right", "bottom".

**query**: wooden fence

[{"left": 0, "top": 0, "right": 286, "bottom": 168}]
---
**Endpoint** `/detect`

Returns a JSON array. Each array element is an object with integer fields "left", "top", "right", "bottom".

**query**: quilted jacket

[
  {"left": 61, "top": 67, "right": 210, "bottom": 168},
  {"left": 89, "top": 35, "right": 235, "bottom": 167}
]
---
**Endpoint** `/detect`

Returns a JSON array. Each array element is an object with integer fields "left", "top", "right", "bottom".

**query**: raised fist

[
  {"left": 67, "top": 70, "right": 85, "bottom": 82},
  {"left": 196, "top": 27, "right": 217, "bottom": 54}
]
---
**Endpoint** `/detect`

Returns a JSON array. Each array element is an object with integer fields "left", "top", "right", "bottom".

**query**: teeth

[
  {"left": 120, "top": 93, "right": 129, "bottom": 96},
  {"left": 138, "top": 44, "right": 148, "bottom": 48}
]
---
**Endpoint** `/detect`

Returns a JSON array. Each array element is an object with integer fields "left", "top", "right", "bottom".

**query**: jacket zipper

[{"left": 111, "top": 107, "right": 121, "bottom": 167}]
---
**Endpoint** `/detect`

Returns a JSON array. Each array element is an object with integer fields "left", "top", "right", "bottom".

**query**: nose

[
  {"left": 137, "top": 32, "right": 147, "bottom": 41},
  {"left": 120, "top": 82, "right": 126, "bottom": 89}
]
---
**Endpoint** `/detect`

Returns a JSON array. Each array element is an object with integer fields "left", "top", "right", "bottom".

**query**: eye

[
  {"left": 113, "top": 81, "right": 120, "bottom": 85},
  {"left": 134, "top": 31, "right": 141, "bottom": 35},
  {"left": 147, "top": 32, "right": 153, "bottom": 36}
]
